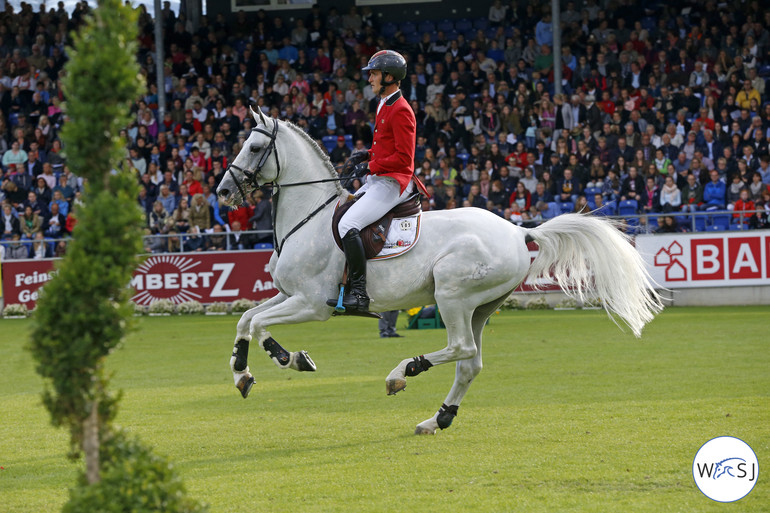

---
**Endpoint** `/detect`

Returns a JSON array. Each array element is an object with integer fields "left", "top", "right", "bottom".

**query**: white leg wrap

[
  {"left": 230, "top": 334, "right": 253, "bottom": 385},
  {"left": 386, "top": 357, "right": 412, "bottom": 383}
]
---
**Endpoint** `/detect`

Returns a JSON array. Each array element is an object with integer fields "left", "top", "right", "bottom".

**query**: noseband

[{"left": 224, "top": 120, "right": 281, "bottom": 201}]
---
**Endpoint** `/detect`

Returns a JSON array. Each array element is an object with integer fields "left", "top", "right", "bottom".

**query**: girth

[{"left": 332, "top": 194, "right": 421, "bottom": 259}]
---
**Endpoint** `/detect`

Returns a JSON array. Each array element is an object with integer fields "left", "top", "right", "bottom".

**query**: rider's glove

[{"left": 343, "top": 149, "right": 369, "bottom": 176}]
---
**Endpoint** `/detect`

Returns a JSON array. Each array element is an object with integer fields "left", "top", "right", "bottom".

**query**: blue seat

[
  {"left": 456, "top": 152, "right": 470, "bottom": 165},
  {"left": 559, "top": 201, "right": 575, "bottom": 214},
  {"left": 321, "top": 135, "right": 337, "bottom": 153},
  {"left": 437, "top": 19, "right": 454, "bottom": 32},
  {"left": 454, "top": 18, "right": 472, "bottom": 32},
  {"left": 647, "top": 215, "right": 659, "bottom": 229},
  {"left": 381, "top": 22, "right": 397, "bottom": 39},
  {"left": 542, "top": 202, "right": 560, "bottom": 219},
  {"left": 729, "top": 223, "right": 747, "bottom": 231},
  {"left": 710, "top": 214, "right": 730, "bottom": 231},
  {"left": 473, "top": 17, "right": 489, "bottom": 30},
  {"left": 254, "top": 242, "right": 274, "bottom": 250},
  {"left": 400, "top": 21, "right": 416, "bottom": 34},
  {"left": 344, "top": 134, "right": 353, "bottom": 150},
  {"left": 485, "top": 27, "right": 498, "bottom": 40},
  {"left": 694, "top": 216, "right": 707, "bottom": 231},
  {"left": 705, "top": 224, "right": 722, "bottom": 232},
  {"left": 406, "top": 31, "right": 421, "bottom": 44},
  {"left": 618, "top": 199, "right": 638, "bottom": 216},
  {"left": 584, "top": 187, "right": 601, "bottom": 197},
  {"left": 418, "top": 21, "right": 435, "bottom": 33}
]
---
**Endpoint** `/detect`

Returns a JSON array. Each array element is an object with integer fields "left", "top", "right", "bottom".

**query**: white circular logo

[{"left": 693, "top": 436, "right": 759, "bottom": 502}]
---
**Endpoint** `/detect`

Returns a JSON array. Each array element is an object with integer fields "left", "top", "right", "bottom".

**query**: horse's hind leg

[
  {"left": 385, "top": 297, "right": 477, "bottom": 395},
  {"left": 414, "top": 294, "right": 508, "bottom": 434},
  {"left": 230, "top": 293, "right": 318, "bottom": 398}
]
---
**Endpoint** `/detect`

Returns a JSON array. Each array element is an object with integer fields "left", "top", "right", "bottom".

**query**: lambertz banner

[{"left": 2, "top": 251, "right": 277, "bottom": 309}]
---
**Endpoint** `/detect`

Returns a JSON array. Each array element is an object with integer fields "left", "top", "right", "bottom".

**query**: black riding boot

[{"left": 327, "top": 228, "right": 370, "bottom": 312}]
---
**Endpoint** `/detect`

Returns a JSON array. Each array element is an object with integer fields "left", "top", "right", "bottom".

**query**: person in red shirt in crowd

[
  {"left": 182, "top": 169, "right": 203, "bottom": 195},
  {"left": 732, "top": 188, "right": 755, "bottom": 225},
  {"left": 327, "top": 50, "right": 428, "bottom": 313}
]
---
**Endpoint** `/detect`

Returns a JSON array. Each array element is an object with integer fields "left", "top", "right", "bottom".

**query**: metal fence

[{"left": 0, "top": 210, "right": 766, "bottom": 259}]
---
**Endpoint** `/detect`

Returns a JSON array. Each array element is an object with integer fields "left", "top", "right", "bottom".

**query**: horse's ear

[{"left": 250, "top": 105, "right": 268, "bottom": 126}]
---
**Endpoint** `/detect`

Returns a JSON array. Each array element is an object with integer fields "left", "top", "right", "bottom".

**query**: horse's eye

[{"left": 250, "top": 145, "right": 260, "bottom": 154}]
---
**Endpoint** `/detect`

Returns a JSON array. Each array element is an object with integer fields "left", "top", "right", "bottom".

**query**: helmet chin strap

[{"left": 378, "top": 73, "right": 397, "bottom": 96}]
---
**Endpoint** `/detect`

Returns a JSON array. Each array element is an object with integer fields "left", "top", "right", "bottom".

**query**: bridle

[
  {"left": 224, "top": 120, "right": 281, "bottom": 202},
  {"left": 223, "top": 118, "right": 345, "bottom": 256}
]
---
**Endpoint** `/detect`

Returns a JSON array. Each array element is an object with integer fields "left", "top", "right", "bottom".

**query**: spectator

[
  {"left": 206, "top": 223, "right": 228, "bottom": 251},
  {"left": 680, "top": 174, "right": 703, "bottom": 213},
  {"left": 329, "top": 135, "right": 351, "bottom": 164},
  {"left": 659, "top": 175, "right": 681, "bottom": 213},
  {"left": 5, "top": 233, "right": 28, "bottom": 259},
  {"left": 43, "top": 201, "right": 66, "bottom": 238},
  {"left": 1, "top": 202, "right": 21, "bottom": 239},
  {"left": 172, "top": 198, "right": 191, "bottom": 233},
  {"left": 700, "top": 169, "right": 727, "bottom": 210},
  {"left": 19, "top": 205, "right": 42, "bottom": 240},
  {"left": 731, "top": 189, "right": 756, "bottom": 228},
  {"left": 2, "top": 140, "right": 27, "bottom": 168}
]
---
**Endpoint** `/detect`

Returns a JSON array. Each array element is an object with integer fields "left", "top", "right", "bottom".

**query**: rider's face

[{"left": 368, "top": 69, "right": 383, "bottom": 94}]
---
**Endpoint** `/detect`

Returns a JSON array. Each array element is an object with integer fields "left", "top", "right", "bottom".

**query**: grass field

[{"left": 0, "top": 306, "right": 767, "bottom": 512}]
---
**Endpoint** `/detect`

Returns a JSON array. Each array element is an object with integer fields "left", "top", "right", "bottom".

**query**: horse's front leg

[{"left": 230, "top": 293, "right": 327, "bottom": 398}]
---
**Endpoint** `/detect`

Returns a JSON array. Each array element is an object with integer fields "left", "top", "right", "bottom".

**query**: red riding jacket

[{"left": 367, "top": 90, "right": 429, "bottom": 196}]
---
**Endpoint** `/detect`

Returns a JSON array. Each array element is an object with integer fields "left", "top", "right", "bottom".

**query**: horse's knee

[{"left": 447, "top": 344, "right": 477, "bottom": 361}]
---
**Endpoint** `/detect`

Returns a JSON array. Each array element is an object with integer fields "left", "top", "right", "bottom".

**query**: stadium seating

[
  {"left": 618, "top": 200, "right": 638, "bottom": 216},
  {"left": 321, "top": 135, "right": 337, "bottom": 153},
  {"left": 542, "top": 202, "right": 560, "bottom": 219},
  {"left": 437, "top": 19, "right": 454, "bottom": 32},
  {"left": 454, "top": 18, "right": 472, "bottom": 32},
  {"left": 418, "top": 20, "right": 435, "bottom": 34},
  {"left": 381, "top": 22, "right": 397, "bottom": 39},
  {"left": 473, "top": 17, "right": 489, "bottom": 30},
  {"left": 400, "top": 21, "right": 416, "bottom": 34},
  {"left": 709, "top": 214, "right": 730, "bottom": 231},
  {"left": 559, "top": 201, "right": 575, "bottom": 214}
]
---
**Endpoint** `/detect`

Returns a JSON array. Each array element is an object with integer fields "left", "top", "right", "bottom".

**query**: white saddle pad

[{"left": 372, "top": 213, "right": 421, "bottom": 260}]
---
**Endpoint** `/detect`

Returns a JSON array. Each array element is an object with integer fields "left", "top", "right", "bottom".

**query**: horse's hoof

[
  {"left": 386, "top": 378, "right": 406, "bottom": 395},
  {"left": 236, "top": 374, "right": 255, "bottom": 399},
  {"left": 414, "top": 425, "right": 436, "bottom": 435},
  {"left": 290, "top": 350, "right": 316, "bottom": 372}
]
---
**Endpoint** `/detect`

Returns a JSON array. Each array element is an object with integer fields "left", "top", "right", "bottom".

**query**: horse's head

[{"left": 217, "top": 106, "right": 280, "bottom": 206}]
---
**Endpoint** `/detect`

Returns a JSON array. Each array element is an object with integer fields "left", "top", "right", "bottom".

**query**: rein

[{"left": 225, "top": 119, "right": 346, "bottom": 256}]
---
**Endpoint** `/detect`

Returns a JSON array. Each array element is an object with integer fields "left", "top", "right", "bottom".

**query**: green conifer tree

[{"left": 28, "top": 2, "right": 206, "bottom": 510}]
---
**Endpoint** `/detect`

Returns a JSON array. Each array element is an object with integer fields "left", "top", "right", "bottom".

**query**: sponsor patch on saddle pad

[{"left": 373, "top": 214, "right": 421, "bottom": 260}]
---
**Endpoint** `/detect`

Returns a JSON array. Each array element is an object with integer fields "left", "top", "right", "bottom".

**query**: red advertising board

[
  {"left": 1, "top": 251, "right": 277, "bottom": 309},
  {"left": 636, "top": 232, "right": 770, "bottom": 288}
]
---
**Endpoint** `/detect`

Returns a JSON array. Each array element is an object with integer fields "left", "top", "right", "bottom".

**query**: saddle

[{"left": 332, "top": 194, "right": 422, "bottom": 259}]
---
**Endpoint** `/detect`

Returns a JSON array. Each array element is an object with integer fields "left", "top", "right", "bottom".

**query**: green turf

[{"left": 1, "top": 307, "right": 767, "bottom": 512}]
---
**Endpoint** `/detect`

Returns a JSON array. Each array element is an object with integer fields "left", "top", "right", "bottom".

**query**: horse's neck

[{"left": 272, "top": 132, "right": 344, "bottom": 247}]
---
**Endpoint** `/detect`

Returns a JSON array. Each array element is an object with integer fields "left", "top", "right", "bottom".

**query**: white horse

[{"left": 217, "top": 108, "right": 663, "bottom": 434}]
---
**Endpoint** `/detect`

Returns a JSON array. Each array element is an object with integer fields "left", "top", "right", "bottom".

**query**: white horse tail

[{"left": 525, "top": 213, "right": 663, "bottom": 337}]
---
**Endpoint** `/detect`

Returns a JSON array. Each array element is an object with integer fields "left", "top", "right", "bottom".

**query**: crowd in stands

[{"left": 2, "top": 0, "right": 770, "bottom": 258}]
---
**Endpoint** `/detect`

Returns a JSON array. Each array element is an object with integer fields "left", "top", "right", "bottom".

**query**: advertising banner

[
  {"left": 636, "top": 232, "right": 770, "bottom": 288},
  {"left": 1, "top": 251, "right": 277, "bottom": 309}
]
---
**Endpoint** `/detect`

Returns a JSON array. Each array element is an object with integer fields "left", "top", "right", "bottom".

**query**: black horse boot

[{"left": 327, "top": 228, "right": 370, "bottom": 312}]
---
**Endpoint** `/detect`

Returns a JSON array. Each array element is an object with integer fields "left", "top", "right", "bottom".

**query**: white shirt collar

[{"left": 377, "top": 90, "right": 400, "bottom": 114}]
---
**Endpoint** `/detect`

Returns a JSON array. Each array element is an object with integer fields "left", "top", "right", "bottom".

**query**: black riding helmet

[{"left": 361, "top": 50, "right": 407, "bottom": 86}]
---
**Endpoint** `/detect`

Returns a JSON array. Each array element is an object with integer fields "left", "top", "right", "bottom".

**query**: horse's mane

[{"left": 281, "top": 120, "right": 344, "bottom": 195}]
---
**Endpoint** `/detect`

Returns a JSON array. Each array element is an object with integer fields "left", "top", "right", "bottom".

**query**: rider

[{"left": 327, "top": 49, "right": 429, "bottom": 313}]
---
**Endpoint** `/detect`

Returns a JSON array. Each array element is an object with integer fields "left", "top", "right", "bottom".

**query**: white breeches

[{"left": 338, "top": 175, "right": 414, "bottom": 237}]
